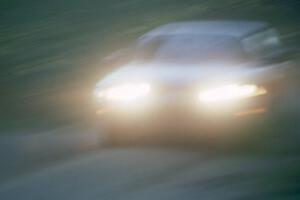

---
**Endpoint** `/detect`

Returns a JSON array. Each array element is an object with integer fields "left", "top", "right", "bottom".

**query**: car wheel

[
  {"left": 99, "top": 123, "right": 121, "bottom": 147},
  {"left": 100, "top": 121, "right": 143, "bottom": 147},
  {"left": 270, "top": 78, "right": 298, "bottom": 119},
  {"left": 264, "top": 79, "right": 298, "bottom": 141}
]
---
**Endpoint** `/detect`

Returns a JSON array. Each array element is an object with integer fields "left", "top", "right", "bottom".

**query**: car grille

[{"left": 158, "top": 83, "right": 194, "bottom": 98}]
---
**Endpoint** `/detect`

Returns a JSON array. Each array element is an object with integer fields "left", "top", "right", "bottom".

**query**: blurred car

[{"left": 93, "top": 21, "right": 296, "bottom": 145}]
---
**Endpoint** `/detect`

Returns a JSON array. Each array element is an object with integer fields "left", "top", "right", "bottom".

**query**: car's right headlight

[
  {"left": 198, "top": 83, "right": 267, "bottom": 103},
  {"left": 94, "top": 82, "right": 152, "bottom": 104}
]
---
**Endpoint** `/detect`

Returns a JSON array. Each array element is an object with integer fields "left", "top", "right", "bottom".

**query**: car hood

[{"left": 97, "top": 61, "right": 276, "bottom": 88}]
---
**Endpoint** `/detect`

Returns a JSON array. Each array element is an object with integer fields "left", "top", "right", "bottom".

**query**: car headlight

[
  {"left": 94, "top": 82, "right": 151, "bottom": 103},
  {"left": 198, "top": 84, "right": 267, "bottom": 103}
]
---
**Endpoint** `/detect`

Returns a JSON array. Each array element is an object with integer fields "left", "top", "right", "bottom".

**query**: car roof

[{"left": 141, "top": 21, "right": 270, "bottom": 39}]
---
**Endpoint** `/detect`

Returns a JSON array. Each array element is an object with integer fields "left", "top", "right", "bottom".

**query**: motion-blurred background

[
  {"left": 1, "top": 0, "right": 300, "bottom": 132},
  {"left": 1, "top": 1, "right": 300, "bottom": 199}
]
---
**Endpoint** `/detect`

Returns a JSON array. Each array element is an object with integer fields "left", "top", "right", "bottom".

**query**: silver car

[{"left": 93, "top": 21, "right": 296, "bottom": 145}]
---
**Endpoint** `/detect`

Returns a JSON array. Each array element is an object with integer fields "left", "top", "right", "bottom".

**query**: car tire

[
  {"left": 100, "top": 122, "right": 142, "bottom": 147},
  {"left": 260, "top": 78, "right": 299, "bottom": 149}
]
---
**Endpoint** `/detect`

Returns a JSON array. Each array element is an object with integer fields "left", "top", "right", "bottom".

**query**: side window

[
  {"left": 242, "top": 29, "right": 281, "bottom": 58},
  {"left": 136, "top": 35, "right": 166, "bottom": 60}
]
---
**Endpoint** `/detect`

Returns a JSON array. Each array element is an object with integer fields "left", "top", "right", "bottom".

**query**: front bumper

[{"left": 96, "top": 94, "right": 271, "bottom": 131}]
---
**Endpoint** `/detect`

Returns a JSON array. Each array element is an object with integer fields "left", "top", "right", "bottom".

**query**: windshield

[{"left": 136, "top": 35, "right": 247, "bottom": 64}]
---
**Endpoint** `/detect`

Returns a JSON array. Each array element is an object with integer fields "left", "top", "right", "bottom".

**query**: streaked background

[{"left": 1, "top": 0, "right": 300, "bottom": 132}]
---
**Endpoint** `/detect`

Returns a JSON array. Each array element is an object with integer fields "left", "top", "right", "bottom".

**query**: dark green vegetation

[{"left": 1, "top": 0, "right": 300, "bottom": 132}]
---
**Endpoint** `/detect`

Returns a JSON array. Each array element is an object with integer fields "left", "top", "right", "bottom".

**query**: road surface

[{"left": 0, "top": 145, "right": 299, "bottom": 200}]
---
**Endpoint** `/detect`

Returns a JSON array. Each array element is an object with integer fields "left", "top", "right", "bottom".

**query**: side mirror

[{"left": 261, "top": 47, "right": 299, "bottom": 64}]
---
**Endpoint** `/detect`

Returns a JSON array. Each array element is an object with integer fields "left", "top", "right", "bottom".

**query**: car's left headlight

[
  {"left": 94, "top": 82, "right": 152, "bottom": 104},
  {"left": 198, "top": 84, "right": 267, "bottom": 103}
]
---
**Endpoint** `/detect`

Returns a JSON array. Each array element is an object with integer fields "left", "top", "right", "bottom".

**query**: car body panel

[
  {"left": 96, "top": 61, "right": 282, "bottom": 89},
  {"left": 94, "top": 21, "right": 294, "bottom": 142}
]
